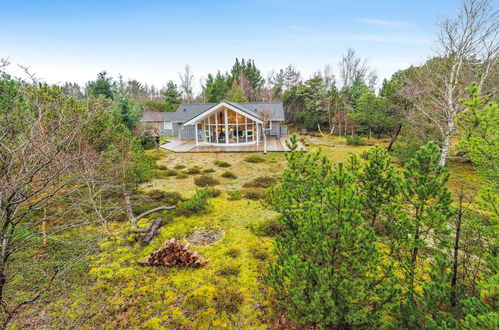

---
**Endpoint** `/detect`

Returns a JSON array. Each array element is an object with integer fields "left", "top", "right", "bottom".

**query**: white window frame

[{"left": 164, "top": 121, "right": 173, "bottom": 130}]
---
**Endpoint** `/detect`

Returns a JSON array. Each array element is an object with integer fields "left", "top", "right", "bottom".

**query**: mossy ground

[{"left": 11, "top": 135, "right": 479, "bottom": 328}]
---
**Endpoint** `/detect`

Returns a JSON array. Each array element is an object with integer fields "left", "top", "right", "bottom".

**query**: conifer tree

[
  {"left": 267, "top": 134, "right": 396, "bottom": 328},
  {"left": 356, "top": 147, "right": 400, "bottom": 230},
  {"left": 393, "top": 141, "right": 453, "bottom": 327},
  {"left": 162, "top": 80, "right": 181, "bottom": 112}
]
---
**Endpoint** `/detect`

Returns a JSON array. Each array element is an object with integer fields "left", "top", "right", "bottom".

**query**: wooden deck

[{"left": 160, "top": 137, "right": 303, "bottom": 153}]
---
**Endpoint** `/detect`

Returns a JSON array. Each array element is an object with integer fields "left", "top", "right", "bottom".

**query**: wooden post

[
  {"left": 195, "top": 124, "right": 199, "bottom": 147},
  {"left": 224, "top": 108, "right": 229, "bottom": 145}
]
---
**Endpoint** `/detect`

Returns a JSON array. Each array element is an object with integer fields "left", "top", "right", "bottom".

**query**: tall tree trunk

[
  {"left": 451, "top": 204, "right": 462, "bottom": 307},
  {"left": 387, "top": 124, "right": 402, "bottom": 152}
]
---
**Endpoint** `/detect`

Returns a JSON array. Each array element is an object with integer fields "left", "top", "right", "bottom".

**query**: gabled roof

[
  {"left": 184, "top": 101, "right": 263, "bottom": 126},
  {"left": 178, "top": 101, "right": 284, "bottom": 123},
  {"left": 140, "top": 112, "right": 177, "bottom": 122},
  {"left": 140, "top": 101, "right": 285, "bottom": 124}
]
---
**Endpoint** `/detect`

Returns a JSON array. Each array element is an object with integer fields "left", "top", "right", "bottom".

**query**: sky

[{"left": 1, "top": 0, "right": 464, "bottom": 92}]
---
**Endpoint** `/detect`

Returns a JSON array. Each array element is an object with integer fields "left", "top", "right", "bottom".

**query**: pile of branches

[{"left": 138, "top": 238, "right": 207, "bottom": 268}]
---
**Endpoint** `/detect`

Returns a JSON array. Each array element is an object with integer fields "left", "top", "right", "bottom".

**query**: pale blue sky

[{"left": 1, "top": 0, "right": 464, "bottom": 91}]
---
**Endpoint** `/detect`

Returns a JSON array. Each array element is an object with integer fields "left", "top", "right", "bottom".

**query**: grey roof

[
  {"left": 140, "top": 112, "right": 177, "bottom": 122},
  {"left": 140, "top": 101, "right": 285, "bottom": 124}
]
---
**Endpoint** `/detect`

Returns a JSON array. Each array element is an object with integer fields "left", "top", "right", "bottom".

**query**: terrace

[{"left": 160, "top": 136, "right": 300, "bottom": 153}]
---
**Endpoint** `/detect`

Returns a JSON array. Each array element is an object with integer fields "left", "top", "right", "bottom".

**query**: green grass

[{"left": 12, "top": 134, "right": 480, "bottom": 328}]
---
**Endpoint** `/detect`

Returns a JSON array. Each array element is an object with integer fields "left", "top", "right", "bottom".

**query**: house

[{"left": 140, "top": 101, "right": 287, "bottom": 147}]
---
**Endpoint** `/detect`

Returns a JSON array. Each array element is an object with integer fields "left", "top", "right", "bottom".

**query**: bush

[
  {"left": 174, "top": 164, "right": 186, "bottom": 170},
  {"left": 194, "top": 175, "right": 220, "bottom": 187},
  {"left": 217, "top": 265, "right": 240, "bottom": 277},
  {"left": 175, "top": 172, "right": 188, "bottom": 179},
  {"left": 243, "top": 176, "right": 277, "bottom": 188},
  {"left": 214, "top": 288, "right": 244, "bottom": 314},
  {"left": 203, "top": 168, "right": 216, "bottom": 173},
  {"left": 243, "top": 188, "right": 267, "bottom": 200},
  {"left": 142, "top": 100, "right": 171, "bottom": 112},
  {"left": 392, "top": 139, "right": 425, "bottom": 166},
  {"left": 214, "top": 160, "right": 231, "bottom": 168},
  {"left": 145, "top": 190, "right": 183, "bottom": 205},
  {"left": 251, "top": 249, "right": 269, "bottom": 261},
  {"left": 207, "top": 187, "right": 221, "bottom": 197},
  {"left": 177, "top": 188, "right": 213, "bottom": 216},
  {"left": 221, "top": 171, "right": 237, "bottom": 179},
  {"left": 156, "top": 164, "right": 168, "bottom": 170},
  {"left": 346, "top": 134, "right": 366, "bottom": 146},
  {"left": 227, "top": 190, "right": 243, "bottom": 201},
  {"left": 244, "top": 155, "right": 265, "bottom": 163},
  {"left": 164, "top": 169, "right": 177, "bottom": 177},
  {"left": 140, "top": 136, "right": 157, "bottom": 150},
  {"left": 249, "top": 217, "right": 285, "bottom": 237},
  {"left": 186, "top": 166, "right": 201, "bottom": 174},
  {"left": 225, "top": 248, "right": 241, "bottom": 258}
]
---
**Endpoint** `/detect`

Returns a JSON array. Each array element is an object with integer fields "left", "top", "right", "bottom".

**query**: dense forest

[{"left": 1, "top": 0, "right": 497, "bottom": 328}]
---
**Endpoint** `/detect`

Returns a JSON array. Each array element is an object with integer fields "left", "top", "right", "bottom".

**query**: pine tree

[
  {"left": 356, "top": 147, "right": 400, "bottom": 230},
  {"left": 267, "top": 134, "right": 396, "bottom": 329},
  {"left": 226, "top": 81, "right": 248, "bottom": 102},
  {"left": 393, "top": 141, "right": 453, "bottom": 327},
  {"left": 86, "top": 71, "right": 114, "bottom": 99},
  {"left": 162, "top": 80, "right": 181, "bottom": 112},
  {"left": 204, "top": 71, "right": 229, "bottom": 102}
]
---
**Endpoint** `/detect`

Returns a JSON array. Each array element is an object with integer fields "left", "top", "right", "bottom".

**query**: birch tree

[
  {"left": 403, "top": 0, "right": 498, "bottom": 166},
  {"left": 179, "top": 64, "right": 194, "bottom": 103}
]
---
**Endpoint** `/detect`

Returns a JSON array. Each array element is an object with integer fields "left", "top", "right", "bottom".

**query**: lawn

[{"left": 11, "top": 135, "right": 478, "bottom": 328}]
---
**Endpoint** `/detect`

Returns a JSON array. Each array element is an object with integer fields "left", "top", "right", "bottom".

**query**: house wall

[
  {"left": 179, "top": 124, "right": 196, "bottom": 140},
  {"left": 269, "top": 121, "right": 288, "bottom": 137}
]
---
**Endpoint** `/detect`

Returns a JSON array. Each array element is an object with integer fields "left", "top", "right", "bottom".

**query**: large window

[{"left": 199, "top": 107, "right": 257, "bottom": 144}]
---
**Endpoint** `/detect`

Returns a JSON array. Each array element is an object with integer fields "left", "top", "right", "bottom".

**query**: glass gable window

[{"left": 198, "top": 107, "right": 258, "bottom": 145}]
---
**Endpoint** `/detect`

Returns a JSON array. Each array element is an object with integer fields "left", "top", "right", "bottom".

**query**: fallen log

[{"left": 141, "top": 218, "right": 163, "bottom": 245}]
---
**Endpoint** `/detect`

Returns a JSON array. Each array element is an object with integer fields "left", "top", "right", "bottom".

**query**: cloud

[
  {"left": 358, "top": 19, "right": 415, "bottom": 28},
  {"left": 293, "top": 33, "right": 430, "bottom": 44}
]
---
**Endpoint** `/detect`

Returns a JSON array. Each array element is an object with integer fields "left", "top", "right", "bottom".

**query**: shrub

[
  {"left": 346, "top": 134, "right": 366, "bottom": 146},
  {"left": 140, "top": 136, "right": 157, "bottom": 150},
  {"left": 186, "top": 166, "right": 201, "bottom": 174},
  {"left": 156, "top": 164, "right": 168, "bottom": 170},
  {"left": 243, "top": 176, "right": 276, "bottom": 188},
  {"left": 221, "top": 171, "right": 237, "bottom": 179},
  {"left": 183, "top": 294, "right": 207, "bottom": 311},
  {"left": 207, "top": 187, "right": 221, "bottom": 197},
  {"left": 165, "top": 169, "right": 178, "bottom": 177},
  {"left": 145, "top": 190, "right": 183, "bottom": 205},
  {"left": 175, "top": 172, "right": 188, "bottom": 179},
  {"left": 203, "top": 168, "right": 216, "bottom": 173},
  {"left": 142, "top": 100, "right": 171, "bottom": 112},
  {"left": 251, "top": 249, "right": 269, "bottom": 261},
  {"left": 392, "top": 139, "right": 425, "bottom": 166},
  {"left": 227, "top": 190, "right": 243, "bottom": 201},
  {"left": 177, "top": 188, "right": 213, "bottom": 216},
  {"left": 249, "top": 217, "right": 285, "bottom": 237},
  {"left": 217, "top": 265, "right": 240, "bottom": 277},
  {"left": 214, "top": 160, "right": 231, "bottom": 168},
  {"left": 174, "top": 164, "right": 186, "bottom": 170},
  {"left": 194, "top": 175, "right": 220, "bottom": 187},
  {"left": 244, "top": 155, "right": 265, "bottom": 163},
  {"left": 214, "top": 288, "right": 244, "bottom": 314},
  {"left": 243, "top": 188, "right": 267, "bottom": 200},
  {"left": 225, "top": 248, "right": 241, "bottom": 258}
]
